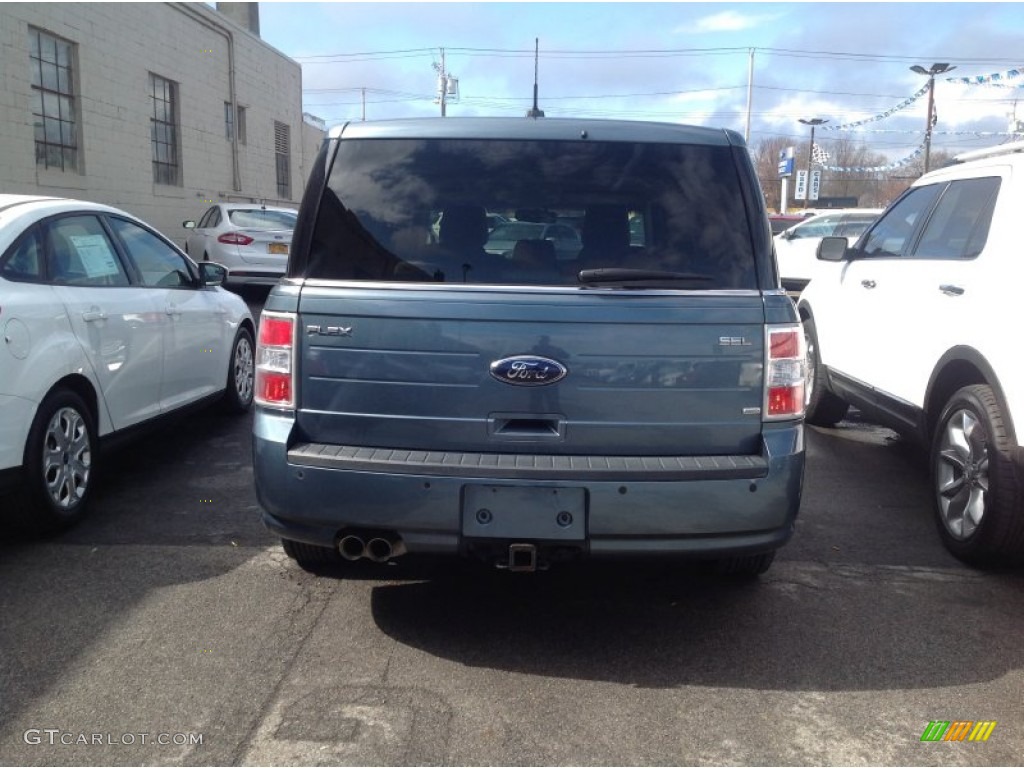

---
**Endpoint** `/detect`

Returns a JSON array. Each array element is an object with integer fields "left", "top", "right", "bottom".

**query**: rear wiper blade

[{"left": 578, "top": 268, "right": 714, "bottom": 285}]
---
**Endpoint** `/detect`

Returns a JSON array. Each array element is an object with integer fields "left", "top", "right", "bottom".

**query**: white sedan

[
  {"left": 774, "top": 208, "right": 882, "bottom": 293},
  {"left": 183, "top": 203, "right": 297, "bottom": 288},
  {"left": 0, "top": 195, "right": 255, "bottom": 532}
]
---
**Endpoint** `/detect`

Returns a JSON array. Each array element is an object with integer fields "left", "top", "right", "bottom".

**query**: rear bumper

[
  {"left": 225, "top": 268, "right": 286, "bottom": 286},
  {"left": 254, "top": 409, "right": 805, "bottom": 559},
  {"left": 781, "top": 277, "right": 810, "bottom": 294}
]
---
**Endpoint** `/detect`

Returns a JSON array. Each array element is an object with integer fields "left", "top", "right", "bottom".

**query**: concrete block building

[{"left": 0, "top": 2, "right": 323, "bottom": 245}]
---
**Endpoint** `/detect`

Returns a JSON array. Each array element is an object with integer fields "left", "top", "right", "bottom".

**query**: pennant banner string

[
  {"left": 820, "top": 84, "right": 930, "bottom": 131},
  {"left": 820, "top": 143, "right": 926, "bottom": 173},
  {"left": 946, "top": 66, "right": 1024, "bottom": 86},
  {"left": 823, "top": 129, "right": 1021, "bottom": 137}
]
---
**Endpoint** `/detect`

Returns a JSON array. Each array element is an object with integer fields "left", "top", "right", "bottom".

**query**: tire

[
  {"left": 282, "top": 538, "right": 344, "bottom": 573},
  {"left": 802, "top": 315, "right": 849, "bottom": 427},
  {"left": 931, "top": 384, "right": 1024, "bottom": 567},
  {"left": 713, "top": 551, "right": 775, "bottom": 579},
  {"left": 222, "top": 327, "right": 255, "bottom": 413},
  {"left": 23, "top": 388, "right": 98, "bottom": 532}
]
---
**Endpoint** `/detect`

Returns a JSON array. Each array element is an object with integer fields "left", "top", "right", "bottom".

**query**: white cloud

[{"left": 676, "top": 10, "right": 778, "bottom": 34}]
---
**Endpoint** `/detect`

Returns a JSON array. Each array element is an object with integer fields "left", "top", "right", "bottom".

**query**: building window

[
  {"left": 149, "top": 73, "right": 180, "bottom": 186},
  {"left": 224, "top": 102, "right": 233, "bottom": 140},
  {"left": 29, "top": 28, "right": 78, "bottom": 172},
  {"left": 238, "top": 106, "right": 247, "bottom": 145},
  {"left": 225, "top": 103, "right": 247, "bottom": 144},
  {"left": 274, "top": 120, "right": 290, "bottom": 199}
]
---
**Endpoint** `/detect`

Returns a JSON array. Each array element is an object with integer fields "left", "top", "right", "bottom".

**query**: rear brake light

[
  {"left": 764, "top": 325, "right": 806, "bottom": 420},
  {"left": 255, "top": 312, "right": 296, "bottom": 408},
  {"left": 218, "top": 232, "right": 254, "bottom": 246}
]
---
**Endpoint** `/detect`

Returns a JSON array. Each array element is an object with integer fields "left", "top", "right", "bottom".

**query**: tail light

[
  {"left": 764, "top": 324, "right": 806, "bottom": 420},
  {"left": 255, "top": 311, "right": 296, "bottom": 408},
  {"left": 218, "top": 232, "right": 254, "bottom": 246}
]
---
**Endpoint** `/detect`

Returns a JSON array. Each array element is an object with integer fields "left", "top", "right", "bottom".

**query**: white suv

[{"left": 798, "top": 142, "right": 1024, "bottom": 567}]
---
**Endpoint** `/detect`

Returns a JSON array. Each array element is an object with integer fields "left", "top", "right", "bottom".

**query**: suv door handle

[
  {"left": 81, "top": 308, "right": 107, "bottom": 322},
  {"left": 860, "top": 279, "right": 877, "bottom": 289},
  {"left": 939, "top": 284, "right": 965, "bottom": 296}
]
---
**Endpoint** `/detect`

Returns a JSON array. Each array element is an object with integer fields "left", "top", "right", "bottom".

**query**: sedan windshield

[{"left": 304, "top": 137, "right": 757, "bottom": 289}]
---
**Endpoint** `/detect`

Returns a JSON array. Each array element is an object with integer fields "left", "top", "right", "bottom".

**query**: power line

[
  {"left": 295, "top": 44, "right": 1022, "bottom": 67},
  {"left": 295, "top": 43, "right": 1021, "bottom": 158}
]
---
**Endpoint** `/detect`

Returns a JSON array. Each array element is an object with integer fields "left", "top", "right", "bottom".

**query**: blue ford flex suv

[{"left": 253, "top": 117, "right": 805, "bottom": 577}]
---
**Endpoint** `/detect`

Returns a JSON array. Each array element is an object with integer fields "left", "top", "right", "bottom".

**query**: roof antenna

[{"left": 526, "top": 38, "right": 545, "bottom": 118}]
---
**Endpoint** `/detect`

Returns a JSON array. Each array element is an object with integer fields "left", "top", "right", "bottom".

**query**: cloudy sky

[{"left": 256, "top": 2, "right": 1024, "bottom": 163}]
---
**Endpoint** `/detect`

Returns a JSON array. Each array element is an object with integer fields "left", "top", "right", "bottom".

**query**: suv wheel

[
  {"left": 932, "top": 384, "right": 1024, "bottom": 566},
  {"left": 802, "top": 315, "right": 848, "bottom": 427},
  {"left": 24, "top": 388, "right": 97, "bottom": 532},
  {"left": 282, "top": 538, "right": 344, "bottom": 573}
]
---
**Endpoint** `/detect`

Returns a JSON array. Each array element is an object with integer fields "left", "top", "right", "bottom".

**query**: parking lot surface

[{"left": 1, "top": 297, "right": 1022, "bottom": 767}]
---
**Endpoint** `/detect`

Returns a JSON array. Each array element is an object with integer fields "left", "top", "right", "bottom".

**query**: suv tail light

[
  {"left": 218, "top": 232, "right": 255, "bottom": 246},
  {"left": 764, "top": 325, "right": 806, "bottom": 420},
  {"left": 255, "top": 311, "right": 296, "bottom": 408}
]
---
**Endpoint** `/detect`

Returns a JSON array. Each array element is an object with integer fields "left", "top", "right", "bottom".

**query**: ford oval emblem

[{"left": 490, "top": 355, "right": 568, "bottom": 386}]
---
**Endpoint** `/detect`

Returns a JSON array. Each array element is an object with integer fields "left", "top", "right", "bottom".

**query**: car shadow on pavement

[
  {"left": 360, "top": 411, "right": 1024, "bottom": 694},
  {"left": 364, "top": 554, "right": 1024, "bottom": 693}
]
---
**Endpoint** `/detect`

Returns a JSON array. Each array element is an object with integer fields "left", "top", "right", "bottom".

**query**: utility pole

[
  {"left": 798, "top": 118, "right": 827, "bottom": 209},
  {"left": 744, "top": 48, "right": 754, "bottom": 143},
  {"left": 911, "top": 63, "right": 955, "bottom": 173},
  {"left": 432, "top": 48, "right": 459, "bottom": 117},
  {"left": 438, "top": 48, "right": 447, "bottom": 117}
]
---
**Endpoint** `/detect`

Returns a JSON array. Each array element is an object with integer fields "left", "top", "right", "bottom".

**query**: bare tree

[
  {"left": 749, "top": 136, "right": 792, "bottom": 213},
  {"left": 751, "top": 136, "right": 957, "bottom": 211}
]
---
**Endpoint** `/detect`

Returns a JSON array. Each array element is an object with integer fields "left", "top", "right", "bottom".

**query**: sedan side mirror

[
  {"left": 198, "top": 261, "right": 227, "bottom": 286},
  {"left": 817, "top": 236, "right": 849, "bottom": 262},
  {"left": 183, "top": 220, "right": 197, "bottom": 229}
]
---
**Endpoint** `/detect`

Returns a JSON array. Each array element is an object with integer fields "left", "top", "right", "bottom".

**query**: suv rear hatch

[
  {"left": 276, "top": 119, "right": 784, "bottom": 460},
  {"left": 294, "top": 285, "right": 767, "bottom": 457}
]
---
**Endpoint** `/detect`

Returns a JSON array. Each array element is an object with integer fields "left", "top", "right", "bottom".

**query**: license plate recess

[{"left": 462, "top": 485, "right": 586, "bottom": 541}]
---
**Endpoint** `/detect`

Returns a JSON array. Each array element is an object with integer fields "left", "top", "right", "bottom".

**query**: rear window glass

[
  {"left": 1, "top": 228, "right": 44, "bottom": 282},
  {"left": 228, "top": 209, "right": 297, "bottom": 229},
  {"left": 305, "top": 138, "right": 757, "bottom": 288}
]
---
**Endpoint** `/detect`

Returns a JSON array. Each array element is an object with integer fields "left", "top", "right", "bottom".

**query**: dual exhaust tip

[{"left": 338, "top": 532, "right": 406, "bottom": 563}]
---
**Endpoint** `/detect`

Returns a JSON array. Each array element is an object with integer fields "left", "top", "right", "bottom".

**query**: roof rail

[{"left": 954, "top": 141, "right": 1024, "bottom": 163}]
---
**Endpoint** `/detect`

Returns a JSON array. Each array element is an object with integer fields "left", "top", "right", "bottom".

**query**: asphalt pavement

[{"left": 1, "top": 292, "right": 1022, "bottom": 766}]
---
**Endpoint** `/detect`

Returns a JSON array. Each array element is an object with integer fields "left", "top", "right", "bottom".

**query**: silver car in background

[
  {"left": 183, "top": 203, "right": 297, "bottom": 288},
  {"left": 773, "top": 208, "right": 882, "bottom": 293}
]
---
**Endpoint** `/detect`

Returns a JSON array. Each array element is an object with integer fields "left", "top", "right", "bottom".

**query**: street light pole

[
  {"left": 798, "top": 118, "right": 828, "bottom": 209},
  {"left": 911, "top": 63, "right": 956, "bottom": 173},
  {"left": 525, "top": 38, "right": 545, "bottom": 118}
]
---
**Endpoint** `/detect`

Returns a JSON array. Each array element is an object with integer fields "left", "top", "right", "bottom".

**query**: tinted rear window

[{"left": 305, "top": 138, "right": 757, "bottom": 288}]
